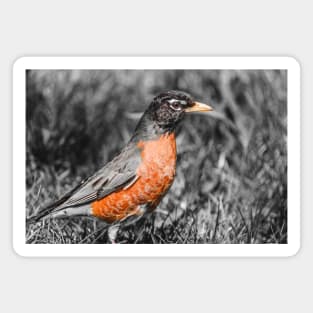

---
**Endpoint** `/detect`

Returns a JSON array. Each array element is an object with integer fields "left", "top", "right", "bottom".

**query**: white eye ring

[{"left": 169, "top": 103, "right": 182, "bottom": 111}]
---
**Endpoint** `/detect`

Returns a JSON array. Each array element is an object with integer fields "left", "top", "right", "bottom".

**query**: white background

[
  {"left": 13, "top": 57, "right": 300, "bottom": 257},
  {"left": 1, "top": 0, "right": 311, "bottom": 312}
]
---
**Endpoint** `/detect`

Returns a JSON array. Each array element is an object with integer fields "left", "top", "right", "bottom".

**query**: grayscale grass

[{"left": 26, "top": 69, "right": 287, "bottom": 244}]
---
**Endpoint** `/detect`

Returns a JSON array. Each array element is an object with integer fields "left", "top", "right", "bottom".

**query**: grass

[{"left": 26, "top": 69, "right": 287, "bottom": 244}]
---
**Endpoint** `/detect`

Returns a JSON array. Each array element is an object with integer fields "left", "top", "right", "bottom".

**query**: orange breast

[{"left": 91, "top": 133, "right": 177, "bottom": 222}]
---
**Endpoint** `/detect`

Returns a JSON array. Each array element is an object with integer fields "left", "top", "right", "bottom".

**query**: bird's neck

[{"left": 130, "top": 114, "right": 176, "bottom": 143}]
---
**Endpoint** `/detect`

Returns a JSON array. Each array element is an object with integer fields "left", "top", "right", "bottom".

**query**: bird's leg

[
  {"left": 107, "top": 223, "right": 120, "bottom": 244},
  {"left": 108, "top": 207, "right": 148, "bottom": 243},
  {"left": 122, "top": 212, "right": 152, "bottom": 243}
]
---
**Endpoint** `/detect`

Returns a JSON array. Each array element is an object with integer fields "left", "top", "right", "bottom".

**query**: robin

[{"left": 28, "top": 90, "right": 213, "bottom": 242}]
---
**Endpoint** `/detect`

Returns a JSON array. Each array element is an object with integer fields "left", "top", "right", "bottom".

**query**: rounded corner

[
  {"left": 12, "top": 56, "right": 29, "bottom": 72},
  {"left": 12, "top": 239, "right": 28, "bottom": 258},
  {"left": 286, "top": 242, "right": 301, "bottom": 258},
  {"left": 284, "top": 56, "right": 301, "bottom": 72}
]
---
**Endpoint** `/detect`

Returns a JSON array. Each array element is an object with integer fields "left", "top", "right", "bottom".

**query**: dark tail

[
  {"left": 26, "top": 204, "right": 58, "bottom": 225},
  {"left": 26, "top": 182, "right": 84, "bottom": 225}
]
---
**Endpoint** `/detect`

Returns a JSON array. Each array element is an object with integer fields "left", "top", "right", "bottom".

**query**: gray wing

[{"left": 58, "top": 143, "right": 141, "bottom": 209}]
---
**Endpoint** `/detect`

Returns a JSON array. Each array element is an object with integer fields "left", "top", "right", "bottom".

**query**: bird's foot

[{"left": 108, "top": 224, "right": 120, "bottom": 244}]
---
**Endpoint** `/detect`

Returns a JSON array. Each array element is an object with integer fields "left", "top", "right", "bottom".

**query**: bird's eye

[{"left": 169, "top": 102, "right": 182, "bottom": 111}]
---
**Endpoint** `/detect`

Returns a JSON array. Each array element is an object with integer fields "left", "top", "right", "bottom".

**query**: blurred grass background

[{"left": 26, "top": 69, "right": 287, "bottom": 244}]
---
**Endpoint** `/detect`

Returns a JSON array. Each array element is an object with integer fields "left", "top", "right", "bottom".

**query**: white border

[{"left": 13, "top": 57, "right": 300, "bottom": 257}]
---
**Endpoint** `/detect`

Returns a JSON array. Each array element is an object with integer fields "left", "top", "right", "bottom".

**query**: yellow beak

[{"left": 185, "top": 101, "right": 213, "bottom": 113}]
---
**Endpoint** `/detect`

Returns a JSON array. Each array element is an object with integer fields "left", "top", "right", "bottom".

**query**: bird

[{"left": 28, "top": 90, "right": 213, "bottom": 242}]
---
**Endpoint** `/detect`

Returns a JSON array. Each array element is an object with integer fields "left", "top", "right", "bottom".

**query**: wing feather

[{"left": 55, "top": 143, "right": 141, "bottom": 210}]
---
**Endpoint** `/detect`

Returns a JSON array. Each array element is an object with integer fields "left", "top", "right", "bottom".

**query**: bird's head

[{"left": 134, "top": 90, "right": 213, "bottom": 139}]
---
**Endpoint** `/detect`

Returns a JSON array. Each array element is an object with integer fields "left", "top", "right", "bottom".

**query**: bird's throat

[{"left": 131, "top": 115, "right": 176, "bottom": 142}]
